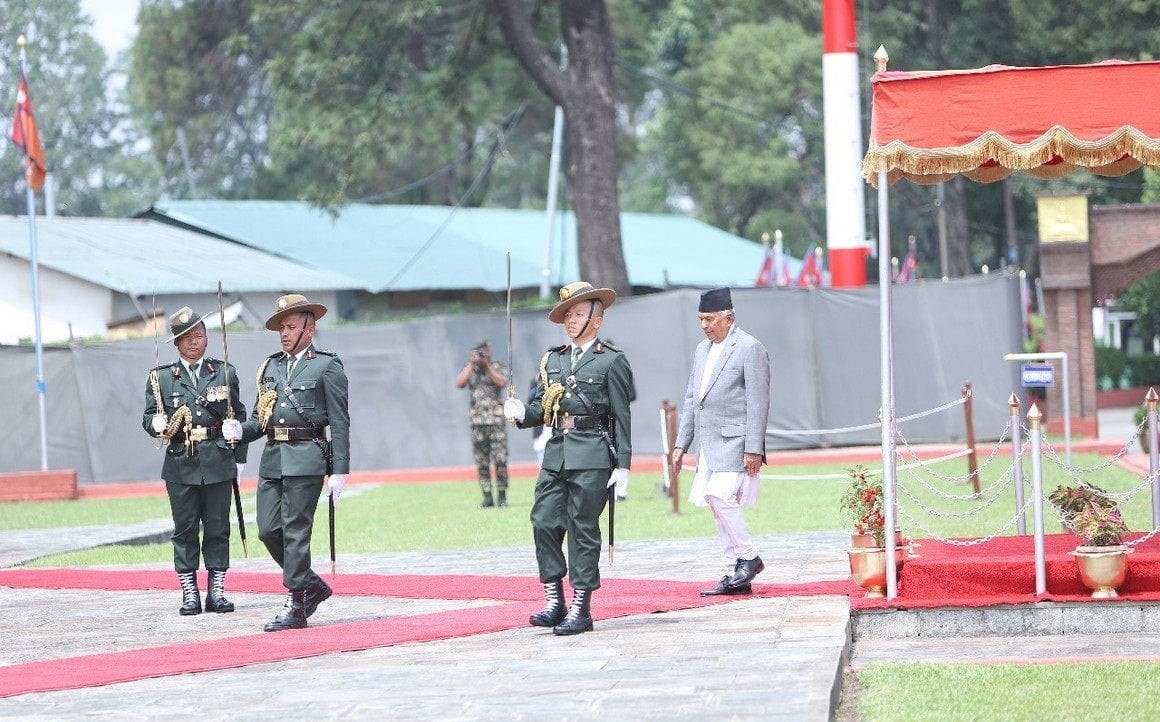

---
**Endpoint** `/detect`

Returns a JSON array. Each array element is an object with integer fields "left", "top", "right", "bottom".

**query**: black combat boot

[
  {"left": 263, "top": 590, "right": 307, "bottom": 632},
  {"left": 529, "top": 579, "right": 566, "bottom": 627},
  {"left": 480, "top": 490, "right": 495, "bottom": 508},
  {"left": 204, "top": 569, "right": 234, "bottom": 613},
  {"left": 553, "top": 588, "right": 594, "bottom": 636},
  {"left": 497, "top": 489, "right": 508, "bottom": 508},
  {"left": 303, "top": 575, "right": 333, "bottom": 618},
  {"left": 177, "top": 571, "right": 202, "bottom": 616}
]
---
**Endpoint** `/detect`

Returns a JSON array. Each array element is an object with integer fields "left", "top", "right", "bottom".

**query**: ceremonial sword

[
  {"left": 218, "top": 281, "right": 248, "bottom": 558},
  {"left": 506, "top": 252, "right": 515, "bottom": 399}
]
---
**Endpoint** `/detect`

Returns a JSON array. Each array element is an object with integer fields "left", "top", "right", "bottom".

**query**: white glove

[
  {"left": 503, "top": 398, "right": 525, "bottom": 422},
  {"left": 150, "top": 414, "right": 168, "bottom": 434},
  {"left": 235, "top": 464, "right": 245, "bottom": 480},
  {"left": 222, "top": 419, "right": 243, "bottom": 442},
  {"left": 326, "top": 474, "right": 345, "bottom": 506},
  {"left": 609, "top": 468, "right": 628, "bottom": 489}
]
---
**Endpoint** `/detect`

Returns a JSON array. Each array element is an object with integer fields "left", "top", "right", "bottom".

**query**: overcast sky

[{"left": 79, "top": 0, "right": 139, "bottom": 57}]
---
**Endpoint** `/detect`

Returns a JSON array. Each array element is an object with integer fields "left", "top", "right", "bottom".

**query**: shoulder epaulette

[
  {"left": 153, "top": 362, "right": 178, "bottom": 372},
  {"left": 548, "top": 344, "right": 568, "bottom": 353},
  {"left": 267, "top": 352, "right": 283, "bottom": 360},
  {"left": 315, "top": 349, "right": 338, "bottom": 357},
  {"left": 596, "top": 341, "right": 621, "bottom": 353}
]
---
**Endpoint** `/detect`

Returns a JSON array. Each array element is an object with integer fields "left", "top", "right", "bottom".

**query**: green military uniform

[
  {"left": 235, "top": 294, "right": 350, "bottom": 629},
  {"left": 142, "top": 307, "right": 247, "bottom": 615},
  {"left": 240, "top": 343, "right": 350, "bottom": 590},
  {"left": 467, "top": 360, "right": 509, "bottom": 502},
  {"left": 520, "top": 338, "right": 633, "bottom": 592}
]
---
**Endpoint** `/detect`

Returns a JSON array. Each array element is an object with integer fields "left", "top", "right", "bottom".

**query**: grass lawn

[
  {"left": 848, "top": 661, "right": 1160, "bottom": 722},
  {"left": 5, "top": 452, "right": 1149, "bottom": 566}
]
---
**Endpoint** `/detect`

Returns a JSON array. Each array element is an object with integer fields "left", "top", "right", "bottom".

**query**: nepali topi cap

[{"left": 698, "top": 287, "right": 733, "bottom": 313}]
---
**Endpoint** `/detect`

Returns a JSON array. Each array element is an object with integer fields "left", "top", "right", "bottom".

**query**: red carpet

[
  {"left": 0, "top": 569, "right": 852, "bottom": 698},
  {"left": 852, "top": 532, "right": 1160, "bottom": 609}
]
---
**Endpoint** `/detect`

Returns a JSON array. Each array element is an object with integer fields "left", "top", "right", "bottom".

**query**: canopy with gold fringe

[{"left": 862, "top": 59, "right": 1160, "bottom": 187}]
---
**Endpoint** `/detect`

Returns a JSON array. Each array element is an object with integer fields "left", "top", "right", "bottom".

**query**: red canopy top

[{"left": 862, "top": 59, "right": 1160, "bottom": 187}]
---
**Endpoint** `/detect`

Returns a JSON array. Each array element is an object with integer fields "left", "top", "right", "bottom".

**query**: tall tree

[
  {"left": 646, "top": 19, "right": 824, "bottom": 250},
  {"left": 493, "top": 0, "right": 630, "bottom": 295},
  {"left": 0, "top": 0, "right": 158, "bottom": 216},
  {"left": 130, "top": 0, "right": 271, "bottom": 200}
]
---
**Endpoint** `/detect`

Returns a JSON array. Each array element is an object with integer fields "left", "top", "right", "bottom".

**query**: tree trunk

[{"left": 493, "top": 0, "right": 631, "bottom": 296}]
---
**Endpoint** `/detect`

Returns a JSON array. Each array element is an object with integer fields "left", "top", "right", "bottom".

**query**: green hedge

[
  {"left": 1127, "top": 354, "right": 1160, "bottom": 387},
  {"left": 1096, "top": 345, "right": 1128, "bottom": 389}
]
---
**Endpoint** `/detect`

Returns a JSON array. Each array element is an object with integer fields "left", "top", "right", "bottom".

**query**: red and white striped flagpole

[{"left": 822, "top": 0, "right": 868, "bottom": 287}]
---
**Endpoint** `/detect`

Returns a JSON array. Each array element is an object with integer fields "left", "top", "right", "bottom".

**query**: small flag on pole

[
  {"left": 11, "top": 70, "right": 46, "bottom": 192},
  {"left": 795, "top": 243, "right": 823, "bottom": 287},
  {"left": 755, "top": 247, "right": 774, "bottom": 287}
]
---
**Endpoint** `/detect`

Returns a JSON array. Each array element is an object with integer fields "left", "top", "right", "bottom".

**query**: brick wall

[{"left": 0, "top": 470, "right": 78, "bottom": 502}]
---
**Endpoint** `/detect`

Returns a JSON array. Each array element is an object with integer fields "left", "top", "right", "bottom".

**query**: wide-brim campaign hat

[
  {"left": 265, "top": 294, "right": 329, "bottom": 331},
  {"left": 548, "top": 281, "right": 617, "bottom": 324},
  {"left": 167, "top": 306, "right": 205, "bottom": 342}
]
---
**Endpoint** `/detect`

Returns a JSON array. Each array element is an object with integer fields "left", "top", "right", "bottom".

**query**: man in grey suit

[{"left": 670, "top": 287, "right": 771, "bottom": 596}]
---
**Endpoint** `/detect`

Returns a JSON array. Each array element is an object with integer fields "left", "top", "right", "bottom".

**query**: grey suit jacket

[{"left": 674, "top": 325, "right": 771, "bottom": 473}]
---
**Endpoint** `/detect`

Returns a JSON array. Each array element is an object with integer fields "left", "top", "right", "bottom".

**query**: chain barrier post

[
  {"left": 1009, "top": 393, "right": 1026, "bottom": 535},
  {"left": 1028, "top": 402, "right": 1046, "bottom": 595},
  {"left": 963, "top": 381, "right": 980, "bottom": 496},
  {"left": 1148, "top": 387, "right": 1159, "bottom": 527}
]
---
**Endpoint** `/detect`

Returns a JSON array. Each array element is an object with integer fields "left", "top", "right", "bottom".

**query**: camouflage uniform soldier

[{"left": 455, "top": 340, "right": 509, "bottom": 508}]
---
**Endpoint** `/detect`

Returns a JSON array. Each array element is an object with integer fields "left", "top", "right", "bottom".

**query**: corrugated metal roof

[
  {"left": 143, "top": 201, "right": 801, "bottom": 293},
  {"left": 0, "top": 215, "right": 358, "bottom": 295}
]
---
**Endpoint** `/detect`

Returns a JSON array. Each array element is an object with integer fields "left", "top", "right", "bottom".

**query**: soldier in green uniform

[
  {"left": 503, "top": 281, "right": 633, "bottom": 636},
  {"left": 454, "top": 340, "right": 509, "bottom": 508},
  {"left": 143, "top": 307, "right": 247, "bottom": 616},
  {"left": 223, "top": 294, "right": 350, "bottom": 632}
]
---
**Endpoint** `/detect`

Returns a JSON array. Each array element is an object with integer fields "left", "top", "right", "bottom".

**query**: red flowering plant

[{"left": 841, "top": 465, "right": 886, "bottom": 547}]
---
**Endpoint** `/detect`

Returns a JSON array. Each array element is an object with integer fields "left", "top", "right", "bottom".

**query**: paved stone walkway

[{"left": 0, "top": 529, "right": 853, "bottom": 722}]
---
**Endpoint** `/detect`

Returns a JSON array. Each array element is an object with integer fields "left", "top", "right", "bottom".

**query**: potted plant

[
  {"left": 841, "top": 464, "right": 885, "bottom": 548},
  {"left": 1048, "top": 483, "right": 1132, "bottom": 598},
  {"left": 841, "top": 465, "right": 903, "bottom": 598}
]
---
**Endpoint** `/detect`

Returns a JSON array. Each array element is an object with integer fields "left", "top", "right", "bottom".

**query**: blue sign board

[{"left": 1021, "top": 363, "right": 1054, "bottom": 388}]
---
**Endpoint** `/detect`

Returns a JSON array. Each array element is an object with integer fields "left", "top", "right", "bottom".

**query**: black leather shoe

[
  {"left": 264, "top": 591, "right": 307, "bottom": 632},
  {"left": 700, "top": 575, "right": 752, "bottom": 596},
  {"left": 497, "top": 491, "right": 508, "bottom": 508},
  {"left": 303, "top": 577, "right": 333, "bottom": 618},
  {"left": 179, "top": 595, "right": 203, "bottom": 615},
  {"left": 728, "top": 556, "right": 765, "bottom": 589},
  {"left": 205, "top": 593, "right": 234, "bottom": 613},
  {"left": 553, "top": 611, "right": 594, "bottom": 635},
  {"left": 480, "top": 492, "right": 495, "bottom": 508}
]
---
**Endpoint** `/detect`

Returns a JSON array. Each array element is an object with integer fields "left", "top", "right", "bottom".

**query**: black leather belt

[
  {"left": 552, "top": 414, "right": 609, "bottom": 431},
  {"left": 267, "top": 426, "right": 326, "bottom": 442}
]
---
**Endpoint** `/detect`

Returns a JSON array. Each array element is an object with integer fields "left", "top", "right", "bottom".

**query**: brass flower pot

[
  {"left": 848, "top": 548, "right": 887, "bottom": 598},
  {"left": 1070, "top": 545, "right": 1131, "bottom": 598}
]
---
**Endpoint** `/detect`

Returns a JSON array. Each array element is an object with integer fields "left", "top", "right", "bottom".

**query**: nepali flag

[
  {"left": 755, "top": 247, "right": 774, "bottom": 287},
  {"left": 10, "top": 70, "right": 46, "bottom": 192},
  {"left": 796, "top": 243, "right": 823, "bottom": 287}
]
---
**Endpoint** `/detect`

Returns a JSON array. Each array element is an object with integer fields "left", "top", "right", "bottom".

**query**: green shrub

[
  {"left": 1095, "top": 344, "right": 1128, "bottom": 389},
  {"left": 1126, "top": 354, "right": 1160, "bottom": 387}
]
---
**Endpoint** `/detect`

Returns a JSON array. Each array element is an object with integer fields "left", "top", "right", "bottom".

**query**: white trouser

[{"left": 706, "top": 493, "right": 757, "bottom": 563}]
